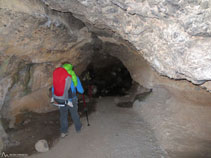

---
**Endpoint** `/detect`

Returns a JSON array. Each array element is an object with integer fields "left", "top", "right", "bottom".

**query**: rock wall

[
  {"left": 0, "top": 0, "right": 95, "bottom": 150},
  {"left": 0, "top": 0, "right": 93, "bottom": 117}
]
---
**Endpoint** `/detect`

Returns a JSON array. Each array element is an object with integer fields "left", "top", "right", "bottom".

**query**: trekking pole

[{"left": 82, "top": 94, "right": 90, "bottom": 126}]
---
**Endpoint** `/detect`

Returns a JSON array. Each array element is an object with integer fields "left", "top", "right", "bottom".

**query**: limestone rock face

[
  {"left": 0, "top": 0, "right": 93, "bottom": 118},
  {"left": 42, "top": 0, "right": 211, "bottom": 84}
]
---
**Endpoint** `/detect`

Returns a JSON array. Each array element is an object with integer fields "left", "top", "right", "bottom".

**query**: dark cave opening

[{"left": 81, "top": 53, "right": 133, "bottom": 97}]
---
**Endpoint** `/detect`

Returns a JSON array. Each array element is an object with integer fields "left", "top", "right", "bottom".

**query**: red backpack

[{"left": 53, "top": 67, "right": 72, "bottom": 101}]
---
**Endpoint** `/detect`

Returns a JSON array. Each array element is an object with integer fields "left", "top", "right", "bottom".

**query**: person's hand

[
  {"left": 50, "top": 97, "right": 54, "bottom": 103},
  {"left": 67, "top": 101, "right": 73, "bottom": 107}
]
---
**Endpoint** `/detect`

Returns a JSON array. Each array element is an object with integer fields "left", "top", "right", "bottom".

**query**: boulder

[{"left": 35, "top": 139, "right": 49, "bottom": 153}]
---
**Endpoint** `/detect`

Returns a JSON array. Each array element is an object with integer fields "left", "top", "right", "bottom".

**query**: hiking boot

[{"left": 61, "top": 133, "right": 68, "bottom": 138}]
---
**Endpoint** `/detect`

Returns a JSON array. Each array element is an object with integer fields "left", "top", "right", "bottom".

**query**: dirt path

[{"left": 30, "top": 97, "right": 165, "bottom": 158}]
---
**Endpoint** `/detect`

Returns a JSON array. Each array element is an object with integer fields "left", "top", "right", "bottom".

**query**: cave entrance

[{"left": 81, "top": 53, "right": 133, "bottom": 98}]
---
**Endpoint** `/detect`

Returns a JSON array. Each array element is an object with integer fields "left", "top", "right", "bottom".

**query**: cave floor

[
  {"left": 29, "top": 97, "right": 165, "bottom": 158},
  {"left": 2, "top": 100, "right": 96, "bottom": 156}
]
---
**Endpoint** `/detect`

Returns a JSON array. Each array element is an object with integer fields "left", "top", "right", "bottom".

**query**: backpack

[{"left": 53, "top": 67, "right": 73, "bottom": 104}]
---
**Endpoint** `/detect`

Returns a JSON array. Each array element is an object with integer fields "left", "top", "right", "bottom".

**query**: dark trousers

[{"left": 59, "top": 98, "right": 82, "bottom": 133}]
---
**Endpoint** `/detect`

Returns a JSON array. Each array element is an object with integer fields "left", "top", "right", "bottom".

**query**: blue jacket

[
  {"left": 70, "top": 76, "right": 84, "bottom": 94},
  {"left": 52, "top": 76, "right": 84, "bottom": 101}
]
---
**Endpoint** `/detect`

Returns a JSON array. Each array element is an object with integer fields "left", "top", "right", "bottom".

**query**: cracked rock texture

[
  {"left": 0, "top": 0, "right": 93, "bottom": 116},
  {"left": 42, "top": 0, "right": 211, "bottom": 85}
]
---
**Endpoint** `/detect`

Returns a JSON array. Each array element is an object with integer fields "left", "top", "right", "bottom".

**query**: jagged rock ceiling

[
  {"left": 40, "top": 0, "right": 211, "bottom": 85},
  {"left": 1, "top": 0, "right": 211, "bottom": 85}
]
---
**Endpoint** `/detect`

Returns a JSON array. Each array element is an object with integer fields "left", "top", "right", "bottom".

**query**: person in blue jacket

[{"left": 52, "top": 65, "right": 84, "bottom": 138}]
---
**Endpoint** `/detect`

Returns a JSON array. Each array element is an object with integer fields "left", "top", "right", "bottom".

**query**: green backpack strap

[
  {"left": 69, "top": 70, "right": 77, "bottom": 87},
  {"left": 63, "top": 64, "right": 78, "bottom": 87}
]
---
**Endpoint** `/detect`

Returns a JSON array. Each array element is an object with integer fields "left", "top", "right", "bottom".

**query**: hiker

[{"left": 51, "top": 64, "right": 84, "bottom": 138}]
